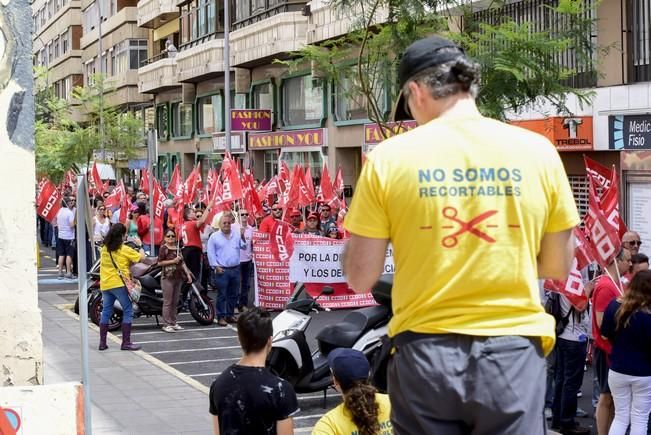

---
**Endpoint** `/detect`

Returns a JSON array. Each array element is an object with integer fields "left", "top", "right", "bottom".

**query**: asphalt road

[
  {"left": 38, "top": 246, "right": 602, "bottom": 433},
  {"left": 38, "top": 247, "right": 351, "bottom": 430}
]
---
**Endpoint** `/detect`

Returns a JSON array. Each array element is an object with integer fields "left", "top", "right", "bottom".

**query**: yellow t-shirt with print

[
  {"left": 344, "top": 114, "right": 579, "bottom": 355},
  {"left": 312, "top": 393, "right": 392, "bottom": 435},
  {"left": 100, "top": 244, "right": 142, "bottom": 291}
]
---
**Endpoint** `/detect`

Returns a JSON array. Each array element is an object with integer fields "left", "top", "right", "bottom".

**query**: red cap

[
  {"left": 307, "top": 212, "right": 319, "bottom": 220},
  {"left": 290, "top": 208, "right": 301, "bottom": 217}
]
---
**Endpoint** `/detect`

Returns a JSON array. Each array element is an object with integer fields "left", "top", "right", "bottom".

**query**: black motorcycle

[{"left": 77, "top": 257, "right": 215, "bottom": 330}]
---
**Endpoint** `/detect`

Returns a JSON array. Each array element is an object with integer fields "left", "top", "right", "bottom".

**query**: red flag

[
  {"left": 304, "top": 166, "right": 316, "bottom": 201},
  {"left": 333, "top": 166, "right": 344, "bottom": 196},
  {"left": 585, "top": 176, "right": 621, "bottom": 268},
  {"left": 319, "top": 163, "right": 335, "bottom": 204},
  {"left": 36, "top": 180, "right": 62, "bottom": 223},
  {"left": 243, "top": 174, "right": 263, "bottom": 217},
  {"left": 139, "top": 169, "right": 150, "bottom": 195},
  {"left": 119, "top": 193, "right": 131, "bottom": 224},
  {"left": 269, "top": 220, "right": 294, "bottom": 262},
  {"left": 543, "top": 257, "right": 589, "bottom": 310},
  {"left": 206, "top": 168, "right": 217, "bottom": 195},
  {"left": 584, "top": 156, "right": 612, "bottom": 190},
  {"left": 167, "top": 164, "right": 183, "bottom": 198},
  {"left": 598, "top": 168, "right": 628, "bottom": 239},
  {"left": 88, "top": 162, "right": 104, "bottom": 195},
  {"left": 265, "top": 176, "right": 280, "bottom": 196},
  {"left": 279, "top": 161, "right": 291, "bottom": 188},
  {"left": 297, "top": 166, "right": 314, "bottom": 208},
  {"left": 102, "top": 180, "right": 109, "bottom": 195},
  {"left": 183, "top": 165, "right": 202, "bottom": 204},
  {"left": 220, "top": 158, "right": 243, "bottom": 202},
  {"left": 573, "top": 227, "right": 596, "bottom": 271},
  {"left": 105, "top": 180, "right": 125, "bottom": 209},
  {"left": 152, "top": 180, "right": 166, "bottom": 220},
  {"left": 37, "top": 177, "right": 48, "bottom": 197}
]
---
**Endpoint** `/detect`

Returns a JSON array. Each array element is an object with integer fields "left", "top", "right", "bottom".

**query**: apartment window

[
  {"left": 83, "top": 2, "right": 99, "bottom": 33},
  {"left": 85, "top": 58, "right": 97, "bottom": 85},
  {"left": 54, "top": 0, "right": 61, "bottom": 13},
  {"left": 47, "top": 0, "right": 53, "bottom": 18},
  {"left": 112, "top": 39, "right": 147, "bottom": 75},
  {"left": 62, "top": 0, "right": 67, "bottom": 6},
  {"left": 180, "top": 0, "right": 220, "bottom": 47},
  {"left": 157, "top": 105, "right": 169, "bottom": 140},
  {"left": 61, "top": 29, "right": 69, "bottom": 54},
  {"left": 33, "top": 15, "right": 38, "bottom": 33},
  {"left": 334, "top": 66, "right": 386, "bottom": 122},
  {"left": 264, "top": 150, "right": 278, "bottom": 181},
  {"left": 196, "top": 93, "right": 223, "bottom": 135},
  {"left": 53, "top": 37, "right": 60, "bottom": 59},
  {"left": 40, "top": 7, "right": 46, "bottom": 26},
  {"left": 251, "top": 82, "right": 274, "bottom": 126},
  {"left": 129, "top": 40, "right": 148, "bottom": 68},
  {"left": 47, "top": 43, "right": 53, "bottom": 64},
  {"left": 281, "top": 75, "right": 325, "bottom": 126},
  {"left": 63, "top": 77, "right": 72, "bottom": 100},
  {"left": 171, "top": 102, "right": 193, "bottom": 137},
  {"left": 630, "top": 0, "right": 651, "bottom": 82}
]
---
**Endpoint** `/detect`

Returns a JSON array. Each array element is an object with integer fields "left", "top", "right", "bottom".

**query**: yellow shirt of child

[
  {"left": 312, "top": 393, "right": 392, "bottom": 435},
  {"left": 100, "top": 245, "right": 141, "bottom": 290},
  {"left": 344, "top": 114, "right": 579, "bottom": 355}
]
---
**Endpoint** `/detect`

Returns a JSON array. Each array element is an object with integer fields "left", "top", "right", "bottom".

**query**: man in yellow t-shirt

[{"left": 342, "top": 35, "right": 579, "bottom": 435}]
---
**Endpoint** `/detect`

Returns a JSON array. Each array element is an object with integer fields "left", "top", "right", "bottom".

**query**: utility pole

[
  {"left": 97, "top": 0, "right": 105, "bottom": 161},
  {"left": 223, "top": 0, "right": 231, "bottom": 154},
  {"left": 147, "top": 128, "right": 156, "bottom": 254}
]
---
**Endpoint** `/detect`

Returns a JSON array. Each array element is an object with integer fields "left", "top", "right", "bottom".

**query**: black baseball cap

[
  {"left": 392, "top": 35, "right": 465, "bottom": 121},
  {"left": 327, "top": 348, "right": 370, "bottom": 390}
]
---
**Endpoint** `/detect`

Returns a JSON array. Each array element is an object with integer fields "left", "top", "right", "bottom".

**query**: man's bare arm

[
  {"left": 343, "top": 234, "right": 389, "bottom": 293},
  {"left": 276, "top": 417, "right": 294, "bottom": 435},
  {"left": 212, "top": 415, "right": 220, "bottom": 435},
  {"left": 537, "top": 229, "right": 574, "bottom": 280}
]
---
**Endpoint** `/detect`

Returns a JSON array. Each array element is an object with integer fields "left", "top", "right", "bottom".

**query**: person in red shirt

[
  {"left": 259, "top": 202, "right": 282, "bottom": 233},
  {"left": 591, "top": 248, "right": 632, "bottom": 435},
  {"left": 135, "top": 202, "right": 164, "bottom": 254},
  {"left": 182, "top": 201, "right": 214, "bottom": 282}
]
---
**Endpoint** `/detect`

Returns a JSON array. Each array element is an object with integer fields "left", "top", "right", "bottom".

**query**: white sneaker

[
  {"left": 172, "top": 324, "right": 183, "bottom": 330},
  {"left": 162, "top": 325, "right": 175, "bottom": 333}
]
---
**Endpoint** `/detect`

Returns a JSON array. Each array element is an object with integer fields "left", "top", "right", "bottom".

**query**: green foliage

[
  {"left": 35, "top": 72, "right": 143, "bottom": 182},
  {"left": 277, "top": 0, "right": 600, "bottom": 128}
]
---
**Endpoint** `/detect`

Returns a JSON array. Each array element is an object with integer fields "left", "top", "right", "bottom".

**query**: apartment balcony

[
  {"left": 138, "top": 55, "right": 179, "bottom": 93},
  {"left": 137, "top": 0, "right": 179, "bottom": 28},
  {"left": 176, "top": 38, "right": 225, "bottom": 82},
  {"left": 307, "top": 2, "right": 389, "bottom": 44},
  {"left": 230, "top": 12, "right": 308, "bottom": 67}
]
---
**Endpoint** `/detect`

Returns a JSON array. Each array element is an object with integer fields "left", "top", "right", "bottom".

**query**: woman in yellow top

[
  {"left": 99, "top": 223, "right": 145, "bottom": 351},
  {"left": 312, "top": 348, "right": 392, "bottom": 435}
]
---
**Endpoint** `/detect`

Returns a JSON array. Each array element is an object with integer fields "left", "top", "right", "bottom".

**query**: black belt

[{"left": 217, "top": 265, "right": 239, "bottom": 270}]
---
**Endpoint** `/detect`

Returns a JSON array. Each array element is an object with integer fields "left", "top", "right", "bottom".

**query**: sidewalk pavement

[{"left": 41, "top": 290, "right": 213, "bottom": 435}]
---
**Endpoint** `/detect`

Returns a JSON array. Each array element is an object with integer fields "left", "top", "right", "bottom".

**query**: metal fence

[{"left": 472, "top": 0, "right": 597, "bottom": 89}]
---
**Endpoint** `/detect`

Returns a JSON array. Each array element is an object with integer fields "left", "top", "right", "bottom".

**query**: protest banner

[{"left": 253, "top": 233, "right": 380, "bottom": 309}]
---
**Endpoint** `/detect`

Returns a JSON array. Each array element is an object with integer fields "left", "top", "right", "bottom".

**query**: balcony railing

[
  {"left": 176, "top": 38, "right": 225, "bottom": 82},
  {"left": 138, "top": 55, "right": 178, "bottom": 93},
  {"left": 233, "top": 0, "right": 306, "bottom": 30}
]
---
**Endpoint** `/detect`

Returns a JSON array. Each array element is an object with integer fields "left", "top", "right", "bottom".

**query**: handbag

[{"left": 108, "top": 251, "right": 142, "bottom": 303}]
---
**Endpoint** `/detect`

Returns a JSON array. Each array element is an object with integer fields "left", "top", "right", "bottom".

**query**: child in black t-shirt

[{"left": 209, "top": 307, "right": 299, "bottom": 435}]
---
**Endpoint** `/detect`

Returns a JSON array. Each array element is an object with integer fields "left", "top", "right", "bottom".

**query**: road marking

[
  {"left": 294, "top": 414, "right": 325, "bottom": 421},
  {"left": 56, "top": 290, "right": 80, "bottom": 295},
  {"left": 148, "top": 346, "right": 241, "bottom": 354},
  {"left": 39, "top": 278, "right": 78, "bottom": 285},
  {"left": 137, "top": 336, "right": 238, "bottom": 344},
  {"left": 131, "top": 326, "right": 228, "bottom": 335},
  {"left": 131, "top": 319, "right": 206, "bottom": 328},
  {"left": 298, "top": 393, "right": 341, "bottom": 401},
  {"left": 168, "top": 357, "right": 240, "bottom": 366},
  {"left": 189, "top": 372, "right": 222, "bottom": 377}
]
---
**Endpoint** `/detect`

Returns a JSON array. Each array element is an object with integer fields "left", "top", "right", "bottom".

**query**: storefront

[
  {"left": 248, "top": 128, "right": 326, "bottom": 181},
  {"left": 362, "top": 120, "right": 418, "bottom": 157},
  {"left": 608, "top": 114, "right": 651, "bottom": 248}
]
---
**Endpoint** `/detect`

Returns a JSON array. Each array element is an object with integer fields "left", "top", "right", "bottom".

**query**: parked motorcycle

[
  {"left": 76, "top": 255, "right": 215, "bottom": 330},
  {"left": 266, "top": 276, "right": 392, "bottom": 394}
]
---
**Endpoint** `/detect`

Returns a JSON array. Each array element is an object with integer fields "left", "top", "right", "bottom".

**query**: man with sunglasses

[
  {"left": 259, "top": 202, "right": 282, "bottom": 233},
  {"left": 622, "top": 231, "right": 643, "bottom": 256}
]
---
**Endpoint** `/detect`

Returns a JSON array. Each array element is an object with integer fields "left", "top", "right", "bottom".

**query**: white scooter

[{"left": 266, "top": 276, "right": 392, "bottom": 394}]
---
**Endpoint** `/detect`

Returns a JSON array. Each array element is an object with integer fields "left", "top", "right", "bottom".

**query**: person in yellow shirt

[
  {"left": 99, "top": 223, "right": 145, "bottom": 351},
  {"left": 312, "top": 348, "right": 392, "bottom": 435},
  {"left": 343, "top": 35, "right": 579, "bottom": 435}
]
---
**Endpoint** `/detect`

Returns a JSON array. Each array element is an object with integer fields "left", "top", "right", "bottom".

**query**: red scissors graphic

[{"left": 441, "top": 207, "right": 498, "bottom": 248}]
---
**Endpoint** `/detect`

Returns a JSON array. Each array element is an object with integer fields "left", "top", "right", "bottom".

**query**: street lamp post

[{"left": 223, "top": 0, "right": 231, "bottom": 154}]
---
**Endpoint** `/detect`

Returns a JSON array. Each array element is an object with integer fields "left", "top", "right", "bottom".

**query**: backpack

[{"left": 544, "top": 292, "right": 574, "bottom": 336}]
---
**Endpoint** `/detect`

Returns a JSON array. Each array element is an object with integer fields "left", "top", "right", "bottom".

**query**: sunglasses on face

[
  {"left": 272, "top": 209, "right": 281, "bottom": 212},
  {"left": 165, "top": 234, "right": 176, "bottom": 238},
  {"left": 241, "top": 213, "right": 249, "bottom": 217},
  {"left": 98, "top": 208, "right": 105, "bottom": 211},
  {"left": 625, "top": 240, "right": 642, "bottom": 246}
]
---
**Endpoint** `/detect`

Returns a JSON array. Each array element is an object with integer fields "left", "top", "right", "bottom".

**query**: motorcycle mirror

[{"left": 321, "top": 286, "right": 334, "bottom": 296}]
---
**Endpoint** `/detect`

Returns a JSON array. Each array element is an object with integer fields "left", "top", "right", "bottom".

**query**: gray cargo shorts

[{"left": 388, "top": 333, "right": 546, "bottom": 435}]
